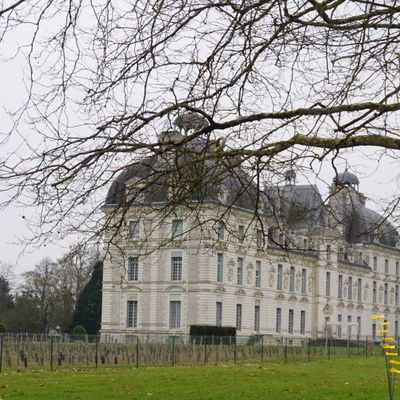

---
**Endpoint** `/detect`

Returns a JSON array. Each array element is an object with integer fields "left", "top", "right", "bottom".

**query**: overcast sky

[{"left": 0, "top": 9, "right": 399, "bottom": 276}]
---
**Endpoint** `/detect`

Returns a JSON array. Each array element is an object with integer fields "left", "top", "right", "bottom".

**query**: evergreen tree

[
  {"left": 70, "top": 261, "right": 103, "bottom": 334},
  {"left": 0, "top": 276, "right": 14, "bottom": 321}
]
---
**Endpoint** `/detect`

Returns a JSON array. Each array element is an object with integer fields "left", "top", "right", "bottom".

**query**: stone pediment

[
  {"left": 165, "top": 285, "right": 185, "bottom": 292},
  {"left": 300, "top": 296, "right": 309, "bottom": 303},
  {"left": 384, "top": 307, "right": 391, "bottom": 313},
  {"left": 124, "top": 285, "right": 142, "bottom": 291},
  {"left": 275, "top": 293, "right": 285, "bottom": 300},
  {"left": 288, "top": 294, "right": 297, "bottom": 302},
  {"left": 235, "top": 288, "right": 246, "bottom": 296},
  {"left": 356, "top": 304, "right": 364, "bottom": 310},
  {"left": 372, "top": 306, "right": 380, "bottom": 312},
  {"left": 254, "top": 291, "right": 264, "bottom": 297},
  {"left": 215, "top": 285, "right": 226, "bottom": 293},
  {"left": 337, "top": 301, "right": 345, "bottom": 308},
  {"left": 347, "top": 302, "right": 354, "bottom": 309}
]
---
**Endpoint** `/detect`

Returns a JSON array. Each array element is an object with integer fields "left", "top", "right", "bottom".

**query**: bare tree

[{"left": 1, "top": 1, "right": 400, "bottom": 245}]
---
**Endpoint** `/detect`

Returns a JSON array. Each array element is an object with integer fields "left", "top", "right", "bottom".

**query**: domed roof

[
  {"left": 105, "top": 134, "right": 262, "bottom": 212},
  {"left": 333, "top": 171, "right": 360, "bottom": 186}
]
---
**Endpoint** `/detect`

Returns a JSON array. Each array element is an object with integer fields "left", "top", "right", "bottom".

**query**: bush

[
  {"left": 0, "top": 323, "right": 6, "bottom": 333},
  {"left": 189, "top": 325, "right": 236, "bottom": 337},
  {"left": 72, "top": 325, "right": 87, "bottom": 335}
]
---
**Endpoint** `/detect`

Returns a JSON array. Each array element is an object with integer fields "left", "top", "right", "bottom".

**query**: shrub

[
  {"left": 72, "top": 325, "right": 87, "bottom": 335},
  {"left": 0, "top": 323, "right": 6, "bottom": 333},
  {"left": 189, "top": 325, "right": 236, "bottom": 337}
]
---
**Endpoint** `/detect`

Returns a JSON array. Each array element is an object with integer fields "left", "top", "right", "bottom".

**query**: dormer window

[
  {"left": 218, "top": 186, "right": 229, "bottom": 204},
  {"left": 172, "top": 219, "right": 183, "bottom": 238},
  {"left": 129, "top": 220, "right": 140, "bottom": 240}
]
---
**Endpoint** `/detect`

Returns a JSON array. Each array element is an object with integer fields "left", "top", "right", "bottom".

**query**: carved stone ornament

[
  {"left": 215, "top": 285, "right": 226, "bottom": 293},
  {"left": 254, "top": 290, "right": 264, "bottom": 297},
  {"left": 247, "top": 270, "right": 252, "bottom": 285},
  {"left": 288, "top": 294, "right": 297, "bottom": 302},
  {"left": 323, "top": 304, "right": 333, "bottom": 315},
  {"left": 300, "top": 297, "right": 309, "bottom": 303},
  {"left": 372, "top": 305, "right": 380, "bottom": 312},
  {"left": 356, "top": 304, "right": 364, "bottom": 310},
  {"left": 347, "top": 302, "right": 354, "bottom": 309},
  {"left": 337, "top": 301, "right": 345, "bottom": 308},
  {"left": 363, "top": 282, "right": 369, "bottom": 301},
  {"left": 235, "top": 288, "right": 246, "bottom": 296},
  {"left": 275, "top": 293, "right": 285, "bottom": 300},
  {"left": 227, "top": 268, "right": 233, "bottom": 282},
  {"left": 384, "top": 307, "right": 391, "bottom": 313}
]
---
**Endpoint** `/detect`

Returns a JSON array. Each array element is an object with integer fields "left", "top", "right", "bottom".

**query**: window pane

[
  {"left": 129, "top": 221, "right": 140, "bottom": 239},
  {"left": 277, "top": 265, "right": 283, "bottom": 290},
  {"left": 237, "top": 258, "right": 243, "bottom": 285},
  {"left": 236, "top": 304, "right": 242, "bottom": 331},
  {"left": 217, "top": 253, "right": 224, "bottom": 282},
  {"left": 172, "top": 219, "right": 183, "bottom": 238},
  {"left": 127, "top": 300, "right": 138, "bottom": 328},
  {"left": 255, "top": 261, "right": 261, "bottom": 288},
  {"left": 128, "top": 256, "right": 139, "bottom": 281},
  {"left": 171, "top": 256, "right": 182, "bottom": 281},
  {"left": 216, "top": 302, "right": 222, "bottom": 326},
  {"left": 169, "top": 301, "right": 181, "bottom": 329},
  {"left": 301, "top": 269, "right": 306, "bottom": 294}
]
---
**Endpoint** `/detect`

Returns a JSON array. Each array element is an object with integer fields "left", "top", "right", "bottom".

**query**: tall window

[
  {"left": 217, "top": 221, "right": 225, "bottom": 240},
  {"left": 301, "top": 269, "right": 307, "bottom": 294},
  {"left": 129, "top": 221, "right": 140, "bottom": 240},
  {"left": 372, "top": 323, "right": 376, "bottom": 340},
  {"left": 348, "top": 277, "right": 353, "bottom": 300},
  {"left": 171, "top": 254, "right": 182, "bottom": 281},
  {"left": 288, "top": 309, "right": 294, "bottom": 334},
  {"left": 326, "top": 272, "right": 331, "bottom": 296},
  {"left": 255, "top": 261, "right": 261, "bottom": 288},
  {"left": 277, "top": 265, "right": 283, "bottom": 290},
  {"left": 337, "top": 314, "right": 342, "bottom": 338},
  {"left": 127, "top": 300, "right": 138, "bottom": 328},
  {"left": 217, "top": 253, "right": 224, "bottom": 283},
  {"left": 338, "top": 274, "right": 343, "bottom": 299},
  {"left": 396, "top": 285, "right": 399, "bottom": 306},
  {"left": 237, "top": 258, "right": 243, "bottom": 285},
  {"left": 326, "top": 244, "right": 332, "bottom": 261},
  {"left": 276, "top": 308, "right": 282, "bottom": 333},
  {"left": 385, "top": 259, "right": 389, "bottom": 274},
  {"left": 128, "top": 256, "right": 139, "bottom": 281},
  {"left": 172, "top": 219, "right": 183, "bottom": 238},
  {"left": 373, "top": 256, "right": 378, "bottom": 271},
  {"left": 396, "top": 321, "right": 399, "bottom": 339},
  {"left": 397, "top": 261, "right": 400, "bottom": 277},
  {"left": 357, "top": 278, "right": 362, "bottom": 302},
  {"left": 289, "top": 267, "right": 295, "bottom": 292},
  {"left": 254, "top": 301, "right": 260, "bottom": 332},
  {"left": 384, "top": 283, "right": 388, "bottom": 305},
  {"left": 216, "top": 302, "right": 222, "bottom": 326},
  {"left": 347, "top": 316, "right": 352, "bottom": 338},
  {"left": 169, "top": 301, "right": 181, "bottom": 329},
  {"left": 373, "top": 281, "right": 377, "bottom": 303},
  {"left": 236, "top": 304, "right": 242, "bottom": 331},
  {"left": 256, "top": 229, "right": 263, "bottom": 248},
  {"left": 238, "top": 225, "right": 245, "bottom": 243},
  {"left": 303, "top": 238, "right": 308, "bottom": 250},
  {"left": 357, "top": 316, "right": 361, "bottom": 337},
  {"left": 300, "top": 310, "right": 306, "bottom": 335}
]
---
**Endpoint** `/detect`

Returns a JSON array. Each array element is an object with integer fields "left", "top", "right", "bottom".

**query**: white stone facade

[{"left": 101, "top": 201, "right": 400, "bottom": 342}]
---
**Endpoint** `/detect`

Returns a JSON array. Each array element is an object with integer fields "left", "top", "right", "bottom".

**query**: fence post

[
  {"left": 347, "top": 335, "right": 350, "bottom": 358},
  {"left": 234, "top": 337, "right": 237, "bottom": 364},
  {"left": 50, "top": 336, "right": 54, "bottom": 372},
  {"left": 136, "top": 336, "right": 139, "bottom": 368},
  {"left": 365, "top": 336, "right": 368, "bottom": 358},
  {"left": 204, "top": 339, "right": 207, "bottom": 365},
  {"left": 284, "top": 338, "right": 288, "bottom": 364},
  {"left": 172, "top": 336, "right": 175, "bottom": 367},
  {"left": 308, "top": 338, "right": 311, "bottom": 362},
  {"left": 261, "top": 336, "right": 264, "bottom": 363},
  {"left": 0, "top": 335, "right": 3, "bottom": 373},
  {"left": 95, "top": 335, "right": 99, "bottom": 369}
]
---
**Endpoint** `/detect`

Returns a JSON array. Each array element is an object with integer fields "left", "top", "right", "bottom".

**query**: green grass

[{"left": 0, "top": 356, "right": 390, "bottom": 399}]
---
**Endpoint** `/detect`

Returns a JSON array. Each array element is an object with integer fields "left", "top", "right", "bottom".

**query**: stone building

[{"left": 100, "top": 120, "right": 400, "bottom": 342}]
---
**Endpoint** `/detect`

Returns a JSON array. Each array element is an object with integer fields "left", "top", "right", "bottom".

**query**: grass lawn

[{"left": 0, "top": 356, "right": 390, "bottom": 399}]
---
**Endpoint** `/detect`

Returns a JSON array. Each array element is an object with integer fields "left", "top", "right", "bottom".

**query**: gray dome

[
  {"left": 333, "top": 171, "right": 360, "bottom": 186},
  {"left": 105, "top": 134, "right": 262, "bottom": 212}
]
